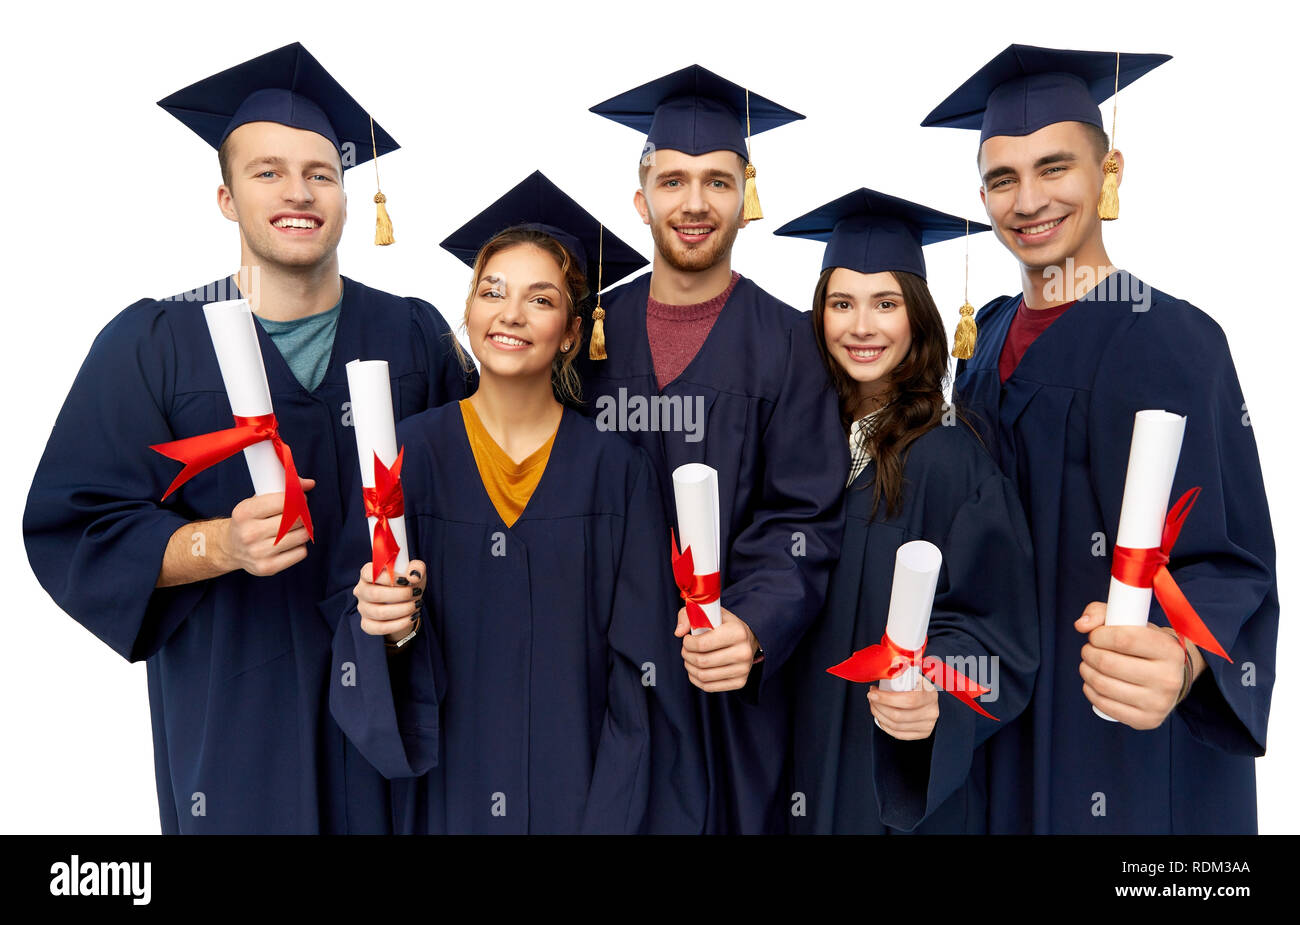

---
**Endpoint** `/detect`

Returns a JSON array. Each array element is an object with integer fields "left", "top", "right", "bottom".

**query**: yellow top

[{"left": 459, "top": 399, "right": 558, "bottom": 528}]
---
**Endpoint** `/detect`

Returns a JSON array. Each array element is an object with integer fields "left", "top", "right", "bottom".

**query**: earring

[{"left": 562, "top": 341, "right": 572, "bottom": 352}]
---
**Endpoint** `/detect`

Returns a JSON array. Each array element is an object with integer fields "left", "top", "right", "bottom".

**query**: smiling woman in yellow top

[{"left": 330, "top": 171, "right": 705, "bottom": 834}]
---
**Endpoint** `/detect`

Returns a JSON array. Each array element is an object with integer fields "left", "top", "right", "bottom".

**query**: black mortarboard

[
  {"left": 590, "top": 64, "right": 803, "bottom": 221},
  {"left": 921, "top": 44, "right": 1170, "bottom": 146},
  {"left": 774, "top": 187, "right": 989, "bottom": 281}
]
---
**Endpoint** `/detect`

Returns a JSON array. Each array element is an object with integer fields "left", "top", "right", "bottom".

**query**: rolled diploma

[
  {"left": 672, "top": 463, "right": 722, "bottom": 633},
  {"left": 345, "top": 359, "right": 410, "bottom": 576},
  {"left": 879, "top": 540, "right": 943, "bottom": 692},
  {"left": 202, "top": 299, "right": 283, "bottom": 495},
  {"left": 1096, "top": 409, "right": 1187, "bottom": 720}
]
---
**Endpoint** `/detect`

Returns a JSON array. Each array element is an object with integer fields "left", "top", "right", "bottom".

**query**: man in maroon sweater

[{"left": 577, "top": 65, "right": 848, "bottom": 834}]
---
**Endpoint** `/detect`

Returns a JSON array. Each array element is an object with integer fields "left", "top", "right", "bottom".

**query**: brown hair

[
  {"left": 218, "top": 137, "right": 234, "bottom": 188},
  {"left": 977, "top": 123, "right": 1110, "bottom": 170},
  {"left": 450, "top": 226, "right": 588, "bottom": 405},
  {"left": 811, "top": 267, "right": 957, "bottom": 519}
]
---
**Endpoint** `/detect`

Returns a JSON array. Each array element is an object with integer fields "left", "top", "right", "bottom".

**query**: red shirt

[
  {"left": 646, "top": 271, "right": 740, "bottom": 389},
  {"left": 998, "top": 296, "right": 1077, "bottom": 383}
]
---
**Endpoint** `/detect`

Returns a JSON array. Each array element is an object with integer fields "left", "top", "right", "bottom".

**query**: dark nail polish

[
  {"left": 396, "top": 577, "right": 410, "bottom": 586},
  {"left": 412, "top": 587, "right": 423, "bottom": 598},
  {"left": 409, "top": 570, "right": 422, "bottom": 580}
]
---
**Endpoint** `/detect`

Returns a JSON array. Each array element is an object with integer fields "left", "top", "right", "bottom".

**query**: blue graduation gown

[
  {"left": 328, "top": 403, "right": 704, "bottom": 834},
  {"left": 575, "top": 273, "right": 849, "bottom": 834},
  {"left": 788, "top": 422, "right": 1038, "bottom": 833},
  {"left": 23, "top": 277, "right": 474, "bottom": 834},
  {"left": 954, "top": 271, "right": 1278, "bottom": 833}
]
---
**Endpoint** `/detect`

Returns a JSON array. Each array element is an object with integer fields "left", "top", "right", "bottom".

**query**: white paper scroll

[
  {"left": 880, "top": 540, "right": 943, "bottom": 692},
  {"left": 202, "top": 299, "right": 284, "bottom": 495},
  {"left": 345, "top": 359, "right": 410, "bottom": 577},
  {"left": 1096, "top": 409, "right": 1187, "bottom": 721},
  {"left": 672, "top": 463, "right": 722, "bottom": 634}
]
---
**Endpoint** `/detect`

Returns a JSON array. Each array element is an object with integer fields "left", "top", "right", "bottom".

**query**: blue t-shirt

[{"left": 255, "top": 291, "right": 342, "bottom": 393}]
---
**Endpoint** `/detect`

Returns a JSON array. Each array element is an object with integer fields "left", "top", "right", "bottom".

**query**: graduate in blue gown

[
  {"left": 925, "top": 45, "right": 1279, "bottom": 833},
  {"left": 22, "top": 43, "right": 473, "bottom": 834},
  {"left": 775, "top": 189, "right": 1038, "bottom": 833},
  {"left": 328, "top": 172, "right": 704, "bottom": 834},
  {"left": 580, "top": 66, "right": 849, "bottom": 833}
]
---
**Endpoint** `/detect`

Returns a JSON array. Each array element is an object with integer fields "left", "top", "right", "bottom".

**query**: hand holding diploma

[
  {"left": 868, "top": 680, "right": 940, "bottom": 741},
  {"left": 216, "top": 477, "right": 316, "bottom": 576},
  {"left": 669, "top": 463, "right": 761, "bottom": 691},
  {"left": 1077, "top": 602, "right": 1208, "bottom": 730},
  {"left": 675, "top": 606, "right": 760, "bottom": 692},
  {"left": 828, "top": 541, "right": 997, "bottom": 723},
  {"left": 356, "top": 559, "right": 427, "bottom": 644},
  {"left": 150, "top": 299, "right": 313, "bottom": 544},
  {"left": 1091, "top": 410, "right": 1229, "bottom": 723}
]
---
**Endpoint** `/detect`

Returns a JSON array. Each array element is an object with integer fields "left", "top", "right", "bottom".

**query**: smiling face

[
  {"left": 635, "top": 148, "right": 748, "bottom": 272},
  {"left": 217, "top": 121, "right": 346, "bottom": 271},
  {"left": 977, "top": 120, "right": 1115, "bottom": 271},
  {"left": 819, "top": 267, "right": 914, "bottom": 403},
  {"left": 466, "top": 243, "right": 582, "bottom": 386}
]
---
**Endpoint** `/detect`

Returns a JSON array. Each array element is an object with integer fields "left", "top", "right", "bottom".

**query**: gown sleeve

[
  {"left": 872, "top": 466, "right": 1040, "bottom": 831},
  {"left": 23, "top": 302, "right": 209, "bottom": 662},
  {"left": 408, "top": 297, "right": 478, "bottom": 405},
  {"left": 328, "top": 430, "right": 446, "bottom": 780},
  {"left": 1090, "top": 302, "right": 1277, "bottom": 755},
  {"left": 723, "top": 319, "right": 849, "bottom": 688},
  {"left": 581, "top": 451, "right": 707, "bottom": 834}
]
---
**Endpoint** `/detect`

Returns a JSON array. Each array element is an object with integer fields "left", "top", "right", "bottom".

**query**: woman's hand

[
  {"left": 868, "top": 678, "right": 940, "bottom": 740},
  {"left": 354, "top": 559, "right": 427, "bottom": 643}
]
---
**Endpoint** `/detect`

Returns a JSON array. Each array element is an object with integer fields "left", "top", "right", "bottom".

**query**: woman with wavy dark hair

[
  {"left": 328, "top": 173, "right": 703, "bottom": 834},
  {"left": 776, "top": 189, "right": 1039, "bottom": 833}
]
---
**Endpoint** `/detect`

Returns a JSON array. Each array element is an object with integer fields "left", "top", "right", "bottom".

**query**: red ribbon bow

[
  {"left": 362, "top": 448, "right": 405, "bottom": 585},
  {"left": 1111, "top": 486, "right": 1231, "bottom": 661},
  {"left": 670, "top": 530, "right": 721, "bottom": 631},
  {"left": 827, "top": 633, "right": 998, "bottom": 720},
  {"left": 150, "top": 412, "right": 314, "bottom": 544}
]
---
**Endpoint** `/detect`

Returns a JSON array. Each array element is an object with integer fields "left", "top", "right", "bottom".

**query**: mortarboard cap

[
  {"left": 157, "top": 42, "right": 397, "bottom": 165},
  {"left": 440, "top": 170, "right": 646, "bottom": 285},
  {"left": 440, "top": 171, "right": 648, "bottom": 362},
  {"left": 774, "top": 187, "right": 989, "bottom": 281},
  {"left": 159, "top": 42, "right": 400, "bottom": 244},
  {"left": 590, "top": 64, "right": 804, "bottom": 221},
  {"left": 921, "top": 44, "right": 1170, "bottom": 146}
]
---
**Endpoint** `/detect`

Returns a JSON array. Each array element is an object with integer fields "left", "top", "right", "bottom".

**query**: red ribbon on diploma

[
  {"left": 670, "top": 530, "right": 721, "bottom": 631},
  {"left": 827, "top": 633, "right": 998, "bottom": 720},
  {"left": 363, "top": 448, "right": 405, "bottom": 585},
  {"left": 150, "top": 413, "right": 314, "bottom": 544},
  {"left": 1110, "top": 486, "right": 1231, "bottom": 662}
]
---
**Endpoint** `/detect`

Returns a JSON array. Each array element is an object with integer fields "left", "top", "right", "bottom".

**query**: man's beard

[{"left": 648, "top": 212, "right": 741, "bottom": 273}]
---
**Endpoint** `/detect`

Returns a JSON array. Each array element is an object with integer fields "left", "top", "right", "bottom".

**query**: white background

[{"left": 1, "top": 0, "right": 1294, "bottom": 833}]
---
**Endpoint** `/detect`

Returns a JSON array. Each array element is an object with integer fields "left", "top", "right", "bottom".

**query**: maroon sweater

[
  {"left": 646, "top": 271, "right": 741, "bottom": 389},
  {"left": 998, "top": 295, "right": 1076, "bottom": 383}
]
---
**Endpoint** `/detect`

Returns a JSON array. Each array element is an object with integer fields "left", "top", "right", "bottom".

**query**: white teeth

[
  {"left": 491, "top": 334, "right": 528, "bottom": 347},
  {"left": 847, "top": 346, "right": 883, "bottom": 359},
  {"left": 274, "top": 217, "right": 319, "bottom": 229},
  {"left": 677, "top": 228, "right": 711, "bottom": 235},
  {"left": 1019, "top": 217, "right": 1063, "bottom": 235}
]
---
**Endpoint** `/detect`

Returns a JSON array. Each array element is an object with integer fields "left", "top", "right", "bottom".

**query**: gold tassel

[
  {"left": 589, "top": 306, "right": 607, "bottom": 360},
  {"left": 952, "top": 301, "right": 977, "bottom": 359},
  {"left": 587, "top": 224, "right": 608, "bottom": 360},
  {"left": 1097, "top": 53, "right": 1121, "bottom": 222},
  {"left": 743, "top": 164, "right": 763, "bottom": 221},
  {"left": 374, "top": 192, "right": 395, "bottom": 245},
  {"left": 741, "top": 90, "right": 762, "bottom": 221},
  {"left": 369, "top": 115, "right": 394, "bottom": 245},
  {"left": 1097, "top": 154, "right": 1120, "bottom": 221}
]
